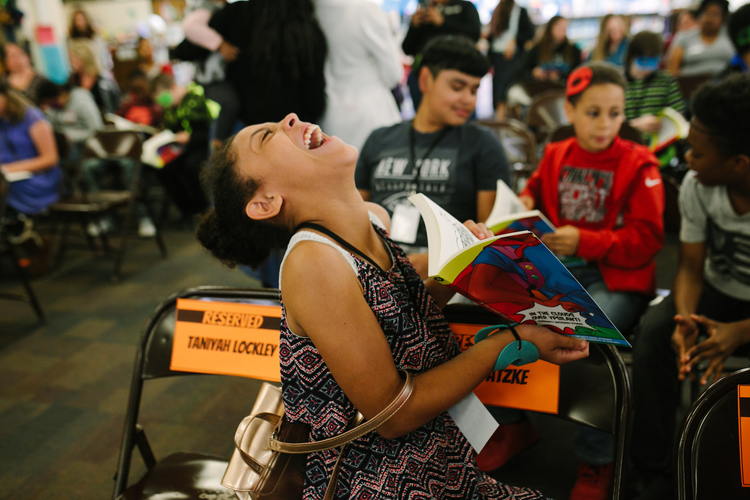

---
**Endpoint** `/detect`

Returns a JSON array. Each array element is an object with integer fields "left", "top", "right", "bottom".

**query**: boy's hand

[
  {"left": 631, "top": 115, "right": 662, "bottom": 134},
  {"left": 174, "top": 131, "right": 191, "bottom": 144},
  {"left": 464, "top": 220, "right": 493, "bottom": 240},
  {"left": 516, "top": 324, "right": 589, "bottom": 365},
  {"left": 218, "top": 41, "right": 239, "bottom": 62},
  {"left": 672, "top": 313, "right": 699, "bottom": 381},
  {"left": 542, "top": 226, "right": 580, "bottom": 256},
  {"left": 425, "top": 7, "right": 444, "bottom": 26},
  {"left": 684, "top": 315, "right": 750, "bottom": 386},
  {"left": 519, "top": 195, "right": 534, "bottom": 210},
  {"left": 411, "top": 9, "right": 428, "bottom": 26}
]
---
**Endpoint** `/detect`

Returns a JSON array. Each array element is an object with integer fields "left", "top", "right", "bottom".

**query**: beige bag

[{"left": 222, "top": 370, "right": 414, "bottom": 500}]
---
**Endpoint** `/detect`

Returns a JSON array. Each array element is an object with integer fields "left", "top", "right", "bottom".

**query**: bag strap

[{"left": 269, "top": 369, "right": 414, "bottom": 454}]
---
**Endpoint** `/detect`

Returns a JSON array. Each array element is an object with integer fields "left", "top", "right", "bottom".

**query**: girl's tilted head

[
  {"left": 197, "top": 113, "right": 359, "bottom": 268},
  {"left": 564, "top": 63, "right": 627, "bottom": 153}
]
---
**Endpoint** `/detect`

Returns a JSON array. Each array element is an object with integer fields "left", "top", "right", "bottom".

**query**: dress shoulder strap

[{"left": 279, "top": 231, "right": 358, "bottom": 291}]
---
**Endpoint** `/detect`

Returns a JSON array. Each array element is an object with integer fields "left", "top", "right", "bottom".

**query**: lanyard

[{"left": 408, "top": 121, "right": 451, "bottom": 195}]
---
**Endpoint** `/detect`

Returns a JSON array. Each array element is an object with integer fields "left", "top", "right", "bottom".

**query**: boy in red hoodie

[{"left": 519, "top": 62, "right": 664, "bottom": 500}]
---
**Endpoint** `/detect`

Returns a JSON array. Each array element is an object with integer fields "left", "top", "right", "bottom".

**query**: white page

[
  {"left": 447, "top": 392, "right": 499, "bottom": 453},
  {"left": 421, "top": 196, "right": 479, "bottom": 269},
  {"left": 3, "top": 171, "right": 32, "bottom": 182},
  {"left": 485, "top": 180, "right": 528, "bottom": 228}
]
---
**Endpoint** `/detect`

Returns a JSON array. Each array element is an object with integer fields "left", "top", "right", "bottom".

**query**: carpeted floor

[{"left": 0, "top": 227, "right": 682, "bottom": 500}]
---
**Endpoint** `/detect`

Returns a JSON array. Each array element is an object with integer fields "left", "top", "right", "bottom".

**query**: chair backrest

[
  {"left": 676, "top": 74, "right": 712, "bottom": 102},
  {"left": 677, "top": 367, "right": 750, "bottom": 500},
  {"left": 83, "top": 130, "right": 143, "bottom": 162},
  {"left": 525, "top": 90, "right": 569, "bottom": 131},
  {"left": 475, "top": 119, "right": 537, "bottom": 167},
  {"left": 518, "top": 79, "right": 566, "bottom": 101},
  {"left": 443, "top": 303, "right": 631, "bottom": 500},
  {"left": 113, "top": 286, "right": 281, "bottom": 499},
  {"left": 548, "top": 122, "right": 646, "bottom": 146}
]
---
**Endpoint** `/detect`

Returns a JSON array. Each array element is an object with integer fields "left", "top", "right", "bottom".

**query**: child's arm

[
  {"left": 672, "top": 241, "right": 706, "bottom": 380},
  {"left": 575, "top": 164, "right": 664, "bottom": 267},
  {"left": 518, "top": 145, "right": 552, "bottom": 210}
]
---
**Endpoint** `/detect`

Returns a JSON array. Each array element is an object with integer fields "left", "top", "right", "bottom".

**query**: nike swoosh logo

[{"left": 645, "top": 178, "right": 662, "bottom": 188}]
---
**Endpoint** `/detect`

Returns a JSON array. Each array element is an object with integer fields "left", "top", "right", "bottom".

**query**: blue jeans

[{"left": 569, "top": 264, "right": 649, "bottom": 465}]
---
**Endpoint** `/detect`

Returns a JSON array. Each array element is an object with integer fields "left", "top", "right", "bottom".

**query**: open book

[
  {"left": 105, "top": 113, "right": 158, "bottom": 136},
  {"left": 485, "top": 180, "right": 584, "bottom": 267},
  {"left": 141, "top": 130, "right": 185, "bottom": 168},
  {"left": 409, "top": 193, "right": 630, "bottom": 346},
  {"left": 647, "top": 107, "right": 689, "bottom": 153}
]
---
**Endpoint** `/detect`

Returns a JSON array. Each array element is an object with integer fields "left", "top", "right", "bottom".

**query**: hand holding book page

[{"left": 409, "top": 193, "right": 630, "bottom": 346}]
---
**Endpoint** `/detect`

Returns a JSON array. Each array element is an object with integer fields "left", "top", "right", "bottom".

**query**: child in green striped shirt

[{"left": 625, "top": 31, "right": 686, "bottom": 166}]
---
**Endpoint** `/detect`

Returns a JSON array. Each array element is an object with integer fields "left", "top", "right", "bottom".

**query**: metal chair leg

[{"left": 8, "top": 244, "right": 44, "bottom": 321}]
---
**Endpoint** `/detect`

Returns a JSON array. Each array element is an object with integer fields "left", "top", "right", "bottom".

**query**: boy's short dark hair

[
  {"left": 696, "top": 0, "right": 729, "bottom": 17},
  {"left": 729, "top": 3, "right": 750, "bottom": 55},
  {"left": 150, "top": 73, "right": 174, "bottom": 95},
  {"left": 567, "top": 62, "right": 627, "bottom": 106},
  {"left": 692, "top": 73, "right": 750, "bottom": 158},
  {"left": 420, "top": 35, "right": 490, "bottom": 79},
  {"left": 626, "top": 31, "right": 664, "bottom": 69}
]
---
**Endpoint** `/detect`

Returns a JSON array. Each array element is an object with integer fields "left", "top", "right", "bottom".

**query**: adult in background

[
  {"left": 0, "top": 78, "right": 60, "bottom": 223},
  {"left": 315, "top": 0, "right": 402, "bottom": 153},
  {"left": 3, "top": 43, "right": 48, "bottom": 105},
  {"left": 667, "top": 0, "right": 734, "bottom": 77},
  {"left": 209, "top": 0, "right": 327, "bottom": 127},
  {"left": 517, "top": 16, "right": 581, "bottom": 83},
  {"left": 68, "top": 40, "right": 120, "bottom": 115},
  {"left": 136, "top": 37, "right": 172, "bottom": 81},
  {"left": 402, "top": 0, "right": 481, "bottom": 111},
  {"left": 488, "top": 0, "right": 535, "bottom": 120},
  {"left": 69, "top": 9, "right": 113, "bottom": 79},
  {"left": 181, "top": 0, "right": 240, "bottom": 147},
  {"left": 589, "top": 14, "right": 629, "bottom": 68},
  {"left": 664, "top": 9, "right": 698, "bottom": 58}
]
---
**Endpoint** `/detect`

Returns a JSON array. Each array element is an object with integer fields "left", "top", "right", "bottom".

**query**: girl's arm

[
  {"left": 1, "top": 120, "right": 58, "bottom": 174},
  {"left": 282, "top": 241, "right": 589, "bottom": 440}
]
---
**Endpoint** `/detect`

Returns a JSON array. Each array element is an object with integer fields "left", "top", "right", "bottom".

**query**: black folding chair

[
  {"left": 443, "top": 303, "right": 632, "bottom": 500},
  {"left": 475, "top": 119, "right": 538, "bottom": 193},
  {"left": 676, "top": 367, "right": 750, "bottom": 500},
  {"left": 112, "top": 286, "right": 280, "bottom": 500},
  {"left": 0, "top": 172, "right": 44, "bottom": 320}
]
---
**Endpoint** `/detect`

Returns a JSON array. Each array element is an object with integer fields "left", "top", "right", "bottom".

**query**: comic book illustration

[
  {"left": 447, "top": 232, "right": 628, "bottom": 346},
  {"left": 408, "top": 193, "right": 628, "bottom": 346}
]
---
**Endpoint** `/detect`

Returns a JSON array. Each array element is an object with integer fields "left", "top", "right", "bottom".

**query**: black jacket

[{"left": 402, "top": 0, "right": 481, "bottom": 57}]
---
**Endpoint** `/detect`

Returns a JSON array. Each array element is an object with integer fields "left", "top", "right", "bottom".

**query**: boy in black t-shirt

[{"left": 356, "top": 35, "right": 510, "bottom": 279}]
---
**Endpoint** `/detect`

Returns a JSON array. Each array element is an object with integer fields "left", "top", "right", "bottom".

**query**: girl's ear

[
  {"left": 245, "top": 192, "right": 283, "bottom": 221},
  {"left": 564, "top": 99, "right": 575, "bottom": 123}
]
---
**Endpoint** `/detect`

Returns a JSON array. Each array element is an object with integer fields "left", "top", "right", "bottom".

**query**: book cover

[
  {"left": 409, "top": 193, "right": 630, "bottom": 347},
  {"left": 141, "top": 130, "right": 185, "bottom": 168},
  {"left": 647, "top": 107, "right": 689, "bottom": 153}
]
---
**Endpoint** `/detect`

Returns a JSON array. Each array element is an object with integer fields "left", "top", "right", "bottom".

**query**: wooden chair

[
  {"left": 50, "top": 130, "right": 167, "bottom": 282},
  {"left": 0, "top": 172, "right": 44, "bottom": 320},
  {"left": 112, "top": 286, "right": 280, "bottom": 500},
  {"left": 525, "top": 89, "right": 569, "bottom": 146},
  {"left": 475, "top": 119, "right": 537, "bottom": 193}
]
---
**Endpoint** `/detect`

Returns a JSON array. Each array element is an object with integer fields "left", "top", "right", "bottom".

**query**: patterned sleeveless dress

[{"left": 278, "top": 221, "right": 545, "bottom": 500}]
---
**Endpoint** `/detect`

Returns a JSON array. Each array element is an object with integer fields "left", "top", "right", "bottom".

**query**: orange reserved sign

[
  {"left": 739, "top": 385, "right": 750, "bottom": 487},
  {"left": 171, "top": 298, "right": 282, "bottom": 382},
  {"left": 451, "top": 323, "right": 560, "bottom": 414}
]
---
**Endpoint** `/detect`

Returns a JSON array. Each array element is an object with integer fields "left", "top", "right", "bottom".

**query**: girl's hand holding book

[
  {"left": 463, "top": 220, "right": 493, "bottom": 240},
  {"left": 515, "top": 324, "right": 589, "bottom": 365}
]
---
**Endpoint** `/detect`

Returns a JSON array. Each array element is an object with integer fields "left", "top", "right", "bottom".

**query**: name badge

[{"left": 390, "top": 202, "right": 421, "bottom": 244}]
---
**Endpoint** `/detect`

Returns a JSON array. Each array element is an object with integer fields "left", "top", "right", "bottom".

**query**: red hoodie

[{"left": 520, "top": 136, "right": 664, "bottom": 296}]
